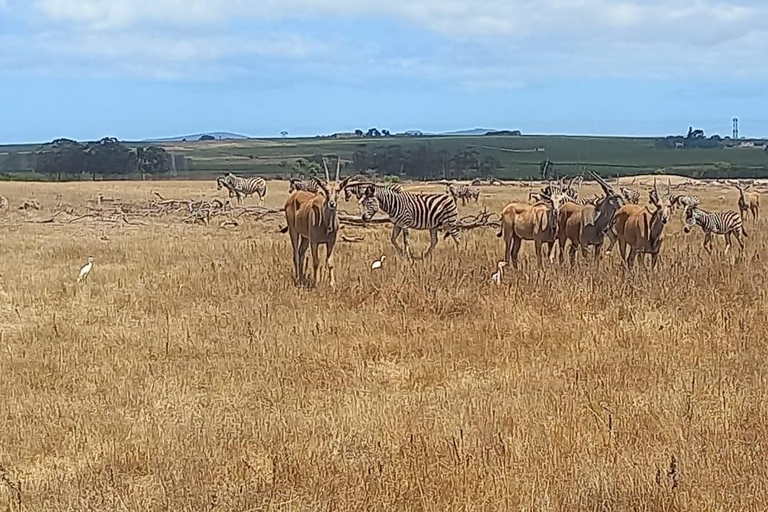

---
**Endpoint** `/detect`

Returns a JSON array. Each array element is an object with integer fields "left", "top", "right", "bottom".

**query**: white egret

[
  {"left": 371, "top": 255, "right": 386, "bottom": 270},
  {"left": 491, "top": 261, "right": 507, "bottom": 285},
  {"left": 77, "top": 257, "right": 94, "bottom": 283}
]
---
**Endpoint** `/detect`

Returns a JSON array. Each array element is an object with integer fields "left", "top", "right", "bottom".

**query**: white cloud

[
  {"left": 12, "top": 0, "right": 768, "bottom": 82},
  {"left": 33, "top": 0, "right": 763, "bottom": 41}
]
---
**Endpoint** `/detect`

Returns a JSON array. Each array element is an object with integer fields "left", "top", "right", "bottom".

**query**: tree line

[
  {"left": 34, "top": 138, "right": 174, "bottom": 181},
  {"left": 347, "top": 144, "right": 502, "bottom": 180}
]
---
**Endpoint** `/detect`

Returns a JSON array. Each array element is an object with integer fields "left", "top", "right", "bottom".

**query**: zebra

[
  {"left": 447, "top": 183, "right": 480, "bottom": 205},
  {"left": 220, "top": 172, "right": 267, "bottom": 205},
  {"left": 671, "top": 194, "right": 700, "bottom": 214},
  {"left": 288, "top": 178, "right": 324, "bottom": 194},
  {"left": 216, "top": 177, "right": 238, "bottom": 200},
  {"left": 359, "top": 184, "right": 460, "bottom": 258},
  {"left": 620, "top": 187, "right": 640, "bottom": 205},
  {"left": 567, "top": 195, "right": 598, "bottom": 206},
  {"left": 344, "top": 182, "right": 402, "bottom": 202},
  {"left": 460, "top": 185, "right": 480, "bottom": 204},
  {"left": 683, "top": 206, "right": 747, "bottom": 254}
]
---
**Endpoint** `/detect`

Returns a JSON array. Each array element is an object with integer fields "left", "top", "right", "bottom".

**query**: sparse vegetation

[{"left": 0, "top": 179, "right": 767, "bottom": 510}]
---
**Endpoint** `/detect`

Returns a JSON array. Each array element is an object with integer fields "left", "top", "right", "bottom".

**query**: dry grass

[{"left": 0, "top": 180, "right": 766, "bottom": 511}]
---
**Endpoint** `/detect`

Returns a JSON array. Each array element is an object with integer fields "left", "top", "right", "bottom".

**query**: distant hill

[
  {"left": 440, "top": 128, "right": 498, "bottom": 136},
  {"left": 145, "top": 132, "right": 250, "bottom": 143}
]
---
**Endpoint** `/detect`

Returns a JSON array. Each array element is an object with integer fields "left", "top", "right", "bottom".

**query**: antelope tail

[{"left": 742, "top": 226, "right": 749, "bottom": 238}]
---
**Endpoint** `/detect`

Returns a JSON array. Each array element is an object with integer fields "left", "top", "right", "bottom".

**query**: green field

[{"left": 2, "top": 134, "right": 768, "bottom": 180}]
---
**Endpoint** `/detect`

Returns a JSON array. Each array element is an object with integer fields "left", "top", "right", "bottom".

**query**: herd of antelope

[{"left": 216, "top": 164, "right": 761, "bottom": 287}]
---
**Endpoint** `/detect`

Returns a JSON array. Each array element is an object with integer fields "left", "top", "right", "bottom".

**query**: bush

[{"left": 383, "top": 175, "right": 402, "bottom": 184}]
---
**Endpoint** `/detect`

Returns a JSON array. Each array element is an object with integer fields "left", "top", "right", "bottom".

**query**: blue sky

[{"left": 1, "top": 0, "right": 768, "bottom": 143}]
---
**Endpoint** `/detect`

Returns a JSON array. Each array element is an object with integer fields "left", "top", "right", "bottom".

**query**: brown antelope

[
  {"left": 497, "top": 182, "right": 571, "bottom": 267},
  {"left": 497, "top": 200, "right": 558, "bottom": 267},
  {"left": 735, "top": 183, "right": 760, "bottom": 221},
  {"left": 557, "top": 172, "right": 621, "bottom": 265},
  {"left": 610, "top": 178, "right": 673, "bottom": 269},
  {"left": 281, "top": 157, "right": 350, "bottom": 287}
]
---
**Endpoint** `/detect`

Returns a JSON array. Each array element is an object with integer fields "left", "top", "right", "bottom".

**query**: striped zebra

[
  {"left": 288, "top": 178, "right": 324, "bottom": 194},
  {"left": 567, "top": 195, "right": 597, "bottom": 206},
  {"left": 460, "top": 185, "right": 480, "bottom": 204},
  {"left": 683, "top": 206, "right": 747, "bottom": 254},
  {"left": 672, "top": 194, "right": 700, "bottom": 214},
  {"left": 620, "top": 187, "right": 640, "bottom": 205},
  {"left": 359, "top": 184, "right": 460, "bottom": 258},
  {"left": 216, "top": 176, "right": 238, "bottom": 200},
  {"left": 221, "top": 172, "right": 267, "bottom": 205},
  {"left": 447, "top": 184, "right": 480, "bottom": 205},
  {"left": 344, "top": 182, "right": 402, "bottom": 202}
]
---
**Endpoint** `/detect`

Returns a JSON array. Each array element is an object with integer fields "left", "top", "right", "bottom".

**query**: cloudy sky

[{"left": 1, "top": 0, "right": 767, "bottom": 143}]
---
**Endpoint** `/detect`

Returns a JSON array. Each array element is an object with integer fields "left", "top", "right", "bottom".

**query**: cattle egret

[
  {"left": 77, "top": 257, "right": 94, "bottom": 283},
  {"left": 371, "top": 255, "right": 386, "bottom": 270},
  {"left": 491, "top": 261, "right": 507, "bottom": 285}
]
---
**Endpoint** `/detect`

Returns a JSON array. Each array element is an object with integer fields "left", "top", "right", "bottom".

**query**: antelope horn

[
  {"left": 589, "top": 171, "right": 613, "bottom": 195},
  {"left": 335, "top": 156, "right": 341, "bottom": 183},
  {"left": 322, "top": 157, "right": 330, "bottom": 183},
  {"left": 653, "top": 177, "right": 659, "bottom": 198},
  {"left": 667, "top": 178, "right": 672, "bottom": 198}
]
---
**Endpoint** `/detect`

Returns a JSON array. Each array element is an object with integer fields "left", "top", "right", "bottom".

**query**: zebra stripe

[
  {"left": 344, "top": 183, "right": 402, "bottom": 202},
  {"left": 223, "top": 173, "right": 267, "bottom": 204},
  {"left": 289, "top": 178, "right": 324, "bottom": 194},
  {"left": 569, "top": 196, "right": 596, "bottom": 206},
  {"left": 360, "top": 186, "right": 460, "bottom": 256}
]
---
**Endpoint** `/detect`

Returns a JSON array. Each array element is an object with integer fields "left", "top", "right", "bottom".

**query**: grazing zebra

[
  {"left": 683, "top": 206, "right": 747, "bottom": 254},
  {"left": 216, "top": 177, "right": 238, "bottom": 200},
  {"left": 448, "top": 184, "right": 480, "bottom": 205},
  {"left": 288, "top": 178, "right": 324, "bottom": 194},
  {"left": 221, "top": 172, "right": 267, "bottom": 205},
  {"left": 360, "top": 184, "right": 460, "bottom": 258},
  {"left": 461, "top": 185, "right": 480, "bottom": 204}
]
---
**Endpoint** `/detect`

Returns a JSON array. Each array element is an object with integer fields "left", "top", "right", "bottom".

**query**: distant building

[
  {"left": 332, "top": 132, "right": 359, "bottom": 139},
  {"left": 675, "top": 142, "right": 684, "bottom": 149},
  {"left": 404, "top": 130, "right": 423, "bottom": 137}
]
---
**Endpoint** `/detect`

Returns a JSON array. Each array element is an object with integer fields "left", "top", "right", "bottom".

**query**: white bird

[
  {"left": 77, "top": 257, "right": 94, "bottom": 283},
  {"left": 491, "top": 261, "right": 507, "bottom": 285},
  {"left": 371, "top": 255, "right": 386, "bottom": 270}
]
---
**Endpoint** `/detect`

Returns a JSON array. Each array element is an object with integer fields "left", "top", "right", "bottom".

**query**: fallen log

[{"left": 25, "top": 211, "right": 65, "bottom": 224}]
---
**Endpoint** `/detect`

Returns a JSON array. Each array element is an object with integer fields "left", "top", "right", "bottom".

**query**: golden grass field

[{"left": 0, "top": 179, "right": 766, "bottom": 511}]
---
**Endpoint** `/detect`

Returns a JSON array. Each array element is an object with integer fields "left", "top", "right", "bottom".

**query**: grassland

[
  {"left": 162, "top": 135, "right": 768, "bottom": 178},
  {"left": 0, "top": 180, "right": 767, "bottom": 510},
  {"left": 3, "top": 134, "right": 768, "bottom": 180}
]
